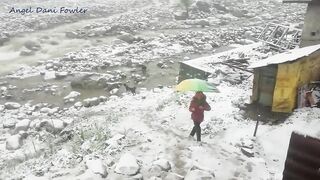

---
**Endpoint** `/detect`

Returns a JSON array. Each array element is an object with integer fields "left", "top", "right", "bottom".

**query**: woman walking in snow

[{"left": 189, "top": 91, "right": 211, "bottom": 142}]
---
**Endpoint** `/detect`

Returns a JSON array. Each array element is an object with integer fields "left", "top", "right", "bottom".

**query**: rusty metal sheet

[{"left": 283, "top": 132, "right": 320, "bottom": 180}]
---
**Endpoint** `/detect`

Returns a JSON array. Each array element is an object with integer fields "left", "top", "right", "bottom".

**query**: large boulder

[
  {"left": 24, "top": 40, "right": 41, "bottom": 51},
  {"left": 83, "top": 97, "right": 100, "bottom": 107},
  {"left": 3, "top": 118, "right": 17, "bottom": 128},
  {"left": 196, "top": 1, "right": 211, "bottom": 13},
  {"left": 6, "top": 134, "right": 23, "bottom": 150},
  {"left": 55, "top": 71, "right": 68, "bottom": 79},
  {"left": 85, "top": 158, "right": 108, "bottom": 178},
  {"left": 153, "top": 159, "right": 171, "bottom": 171},
  {"left": 70, "top": 74, "right": 104, "bottom": 89},
  {"left": 20, "top": 48, "right": 35, "bottom": 56},
  {"left": 4, "top": 102, "right": 21, "bottom": 110},
  {"left": 64, "top": 91, "right": 81, "bottom": 101},
  {"left": 174, "top": 12, "right": 188, "bottom": 20},
  {"left": 39, "top": 119, "right": 66, "bottom": 134},
  {"left": 14, "top": 119, "right": 31, "bottom": 133},
  {"left": 114, "top": 153, "right": 140, "bottom": 176}
]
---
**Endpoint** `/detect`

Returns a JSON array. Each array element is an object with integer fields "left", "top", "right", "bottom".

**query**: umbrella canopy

[{"left": 175, "top": 78, "right": 219, "bottom": 92}]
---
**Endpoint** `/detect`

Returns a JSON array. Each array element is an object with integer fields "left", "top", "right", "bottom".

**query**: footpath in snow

[{"left": 2, "top": 81, "right": 319, "bottom": 180}]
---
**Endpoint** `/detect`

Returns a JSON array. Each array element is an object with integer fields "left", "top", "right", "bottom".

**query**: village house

[{"left": 249, "top": 44, "right": 320, "bottom": 113}]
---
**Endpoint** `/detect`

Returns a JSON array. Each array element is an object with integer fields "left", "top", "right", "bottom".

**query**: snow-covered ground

[
  {"left": 1, "top": 0, "right": 318, "bottom": 179},
  {"left": 1, "top": 80, "right": 319, "bottom": 179}
]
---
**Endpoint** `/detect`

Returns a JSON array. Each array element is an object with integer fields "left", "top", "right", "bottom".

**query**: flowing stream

[{"left": 0, "top": 17, "right": 231, "bottom": 107}]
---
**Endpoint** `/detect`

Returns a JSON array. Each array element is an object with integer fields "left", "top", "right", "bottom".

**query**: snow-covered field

[
  {"left": 1, "top": 0, "right": 319, "bottom": 179},
  {"left": 1, "top": 82, "right": 319, "bottom": 179}
]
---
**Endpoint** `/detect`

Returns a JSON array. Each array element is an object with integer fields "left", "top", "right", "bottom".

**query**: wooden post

[
  {"left": 253, "top": 115, "right": 260, "bottom": 137},
  {"left": 253, "top": 106, "right": 261, "bottom": 137}
]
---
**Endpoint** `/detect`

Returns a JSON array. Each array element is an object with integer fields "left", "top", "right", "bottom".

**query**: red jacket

[{"left": 189, "top": 96, "right": 211, "bottom": 123}]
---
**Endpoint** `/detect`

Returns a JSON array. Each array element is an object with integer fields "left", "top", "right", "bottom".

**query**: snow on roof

[
  {"left": 249, "top": 44, "right": 320, "bottom": 69},
  {"left": 182, "top": 42, "right": 262, "bottom": 73}
]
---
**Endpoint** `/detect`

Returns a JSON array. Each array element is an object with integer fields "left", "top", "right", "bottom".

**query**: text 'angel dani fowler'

[{"left": 8, "top": 7, "right": 88, "bottom": 15}]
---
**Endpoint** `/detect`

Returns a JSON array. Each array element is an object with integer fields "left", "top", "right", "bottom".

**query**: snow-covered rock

[
  {"left": 20, "top": 48, "right": 35, "bottom": 56},
  {"left": 152, "top": 159, "right": 171, "bottom": 171},
  {"left": 40, "top": 107, "right": 50, "bottom": 113},
  {"left": 3, "top": 118, "right": 16, "bottom": 128},
  {"left": 4, "top": 102, "right": 21, "bottom": 110},
  {"left": 184, "top": 169, "right": 215, "bottom": 180},
  {"left": 39, "top": 119, "right": 66, "bottom": 134},
  {"left": 14, "top": 119, "right": 31, "bottom": 133},
  {"left": 99, "top": 96, "right": 108, "bottom": 102},
  {"left": 6, "top": 134, "right": 23, "bottom": 150},
  {"left": 74, "top": 102, "right": 83, "bottom": 108},
  {"left": 24, "top": 40, "right": 41, "bottom": 51},
  {"left": 85, "top": 158, "right": 108, "bottom": 178},
  {"left": 44, "top": 71, "right": 56, "bottom": 79},
  {"left": 55, "top": 71, "right": 68, "bottom": 79},
  {"left": 110, "top": 88, "right": 119, "bottom": 95},
  {"left": 203, "top": 43, "right": 212, "bottom": 50},
  {"left": 115, "top": 153, "right": 140, "bottom": 176},
  {"left": 148, "top": 165, "right": 162, "bottom": 177},
  {"left": 64, "top": 91, "right": 81, "bottom": 100},
  {"left": 106, "top": 133, "right": 125, "bottom": 147},
  {"left": 0, "top": 104, "right": 5, "bottom": 112},
  {"left": 83, "top": 97, "right": 100, "bottom": 107},
  {"left": 40, "top": 107, "right": 59, "bottom": 115},
  {"left": 112, "top": 39, "right": 126, "bottom": 45},
  {"left": 174, "top": 12, "right": 188, "bottom": 20}
]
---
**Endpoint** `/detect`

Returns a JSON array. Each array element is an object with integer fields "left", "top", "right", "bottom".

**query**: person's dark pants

[{"left": 190, "top": 121, "right": 201, "bottom": 141}]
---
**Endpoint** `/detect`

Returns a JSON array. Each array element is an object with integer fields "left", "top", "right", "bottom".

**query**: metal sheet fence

[{"left": 283, "top": 132, "right": 320, "bottom": 180}]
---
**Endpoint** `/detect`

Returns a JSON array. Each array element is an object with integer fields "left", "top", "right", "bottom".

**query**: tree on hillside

[{"left": 180, "top": 0, "right": 192, "bottom": 18}]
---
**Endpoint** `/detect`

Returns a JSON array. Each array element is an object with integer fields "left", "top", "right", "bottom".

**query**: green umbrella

[{"left": 175, "top": 78, "right": 219, "bottom": 92}]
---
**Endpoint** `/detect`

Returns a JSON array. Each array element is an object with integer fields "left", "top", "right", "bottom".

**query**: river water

[
  {"left": 0, "top": 17, "right": 116, "bottom": 75},
  {"left": 0, "top": 17, "right": 231, "bottom": 107}
]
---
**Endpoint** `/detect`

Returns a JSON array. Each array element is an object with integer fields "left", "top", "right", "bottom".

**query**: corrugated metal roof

[
  {"left": 249, "top": 44, "right": 320, "bottom": 69},
  {"left": 283, "top": 0, "right": 312, "bottom": 3},
  {"left": 283, "top": 132, "right": 320, "bottom": 180}
]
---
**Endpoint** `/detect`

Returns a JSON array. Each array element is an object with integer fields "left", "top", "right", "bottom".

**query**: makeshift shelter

[
  {"left": 178, "top": 43, "right": 261, "bottom": 83},
  {"left": 249, "top": 44, "right": 320, "bottom": 113}
]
